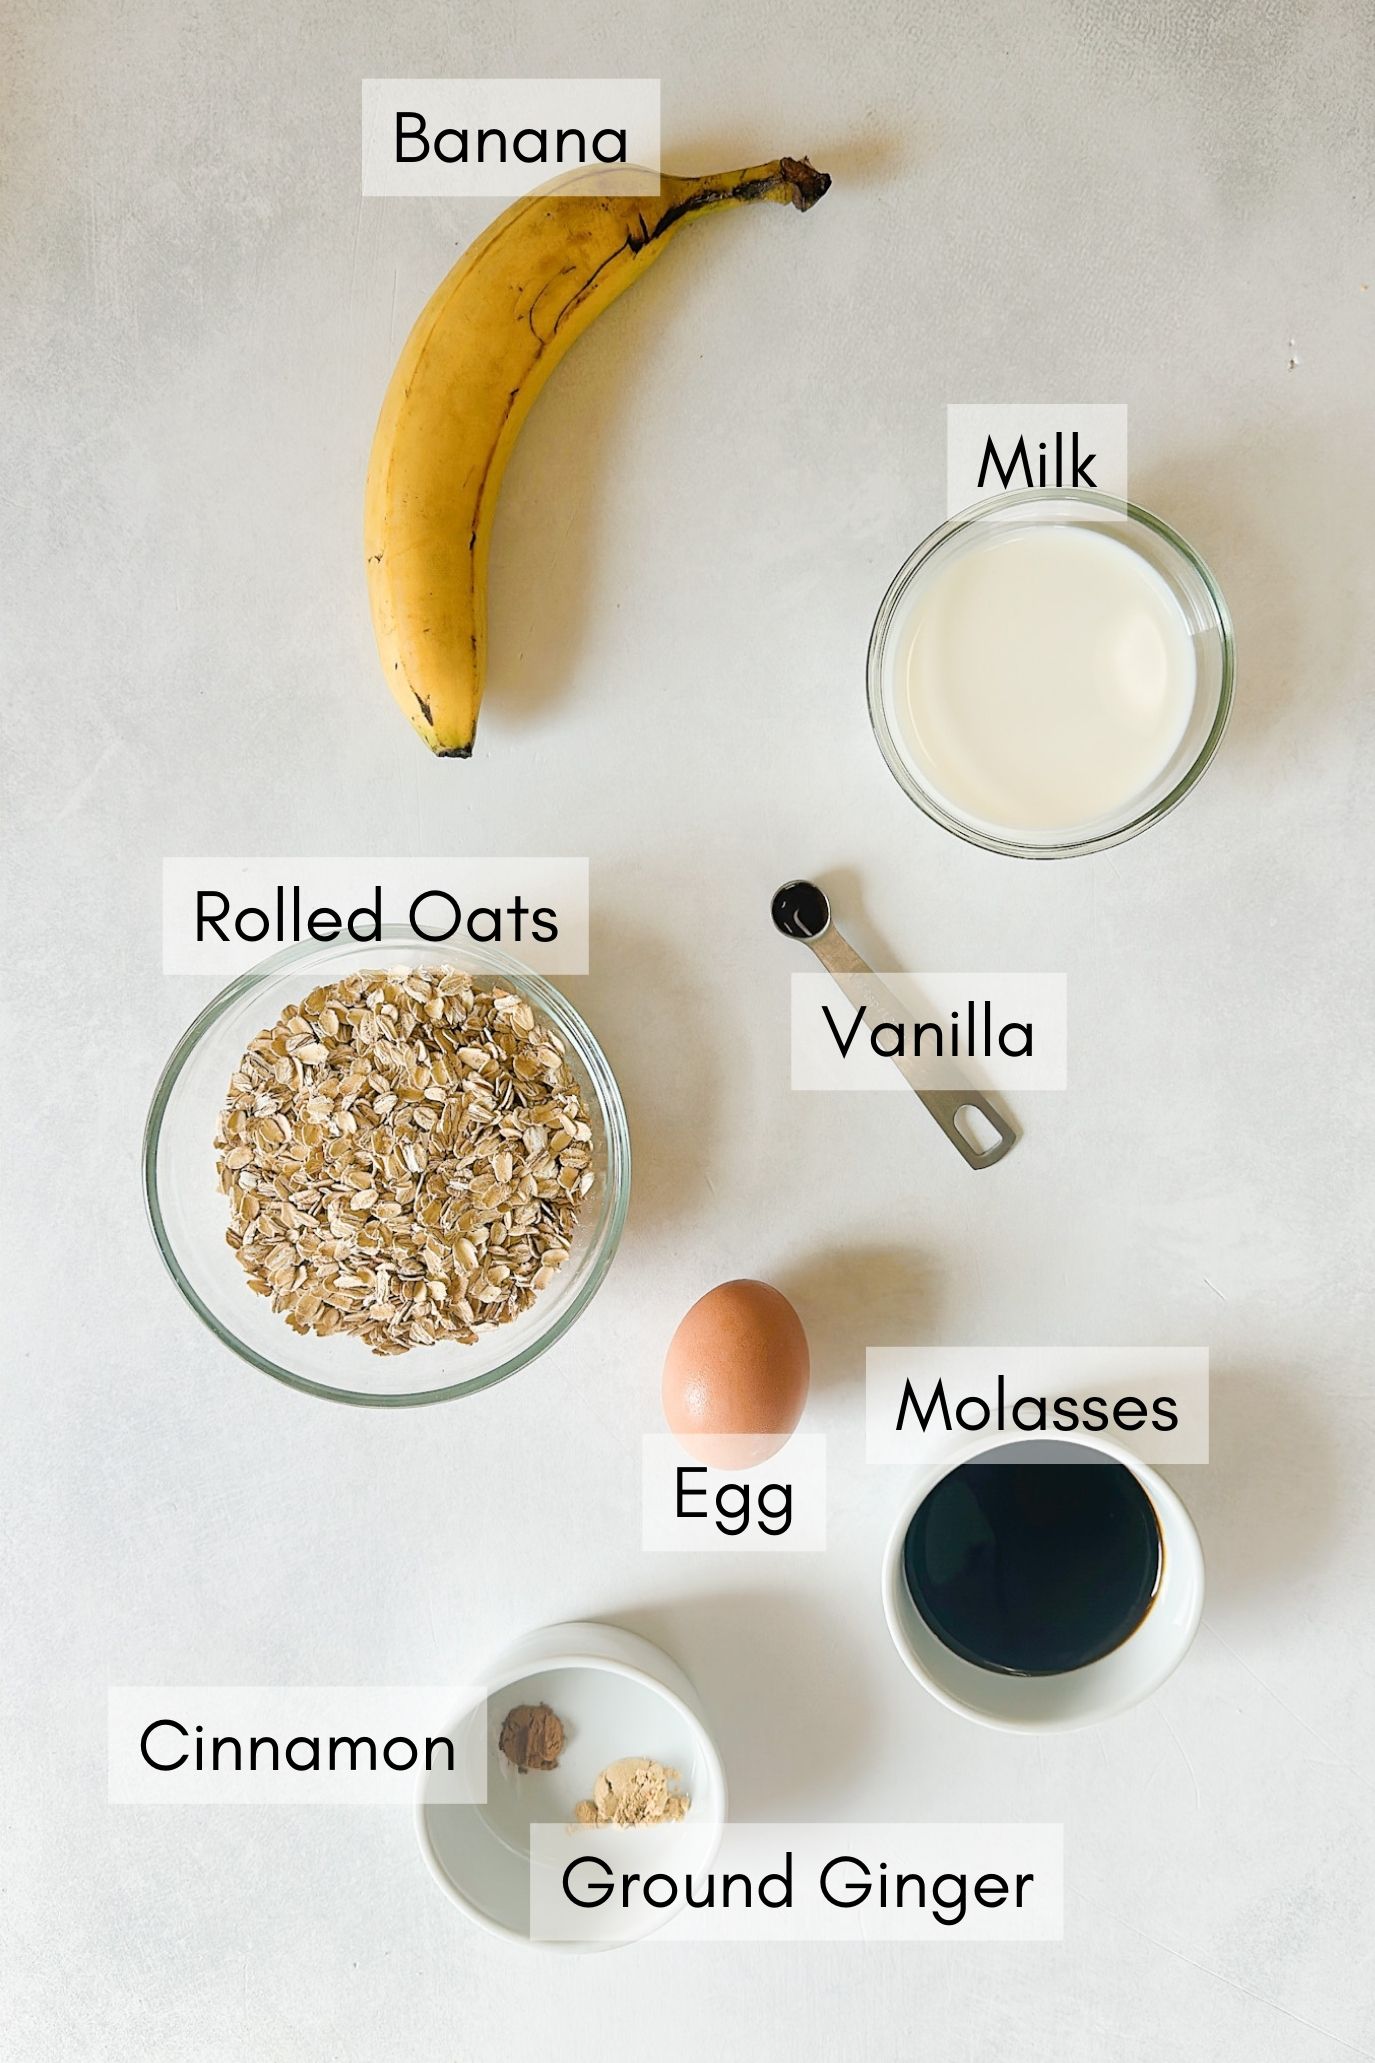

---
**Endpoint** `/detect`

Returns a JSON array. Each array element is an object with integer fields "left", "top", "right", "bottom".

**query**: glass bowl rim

[
  {"left": 865, "top": 488, "right": 1235, "bottom": 859},
  {"left": 142, "top": 927, "right": 632, "bottom": 1408}
]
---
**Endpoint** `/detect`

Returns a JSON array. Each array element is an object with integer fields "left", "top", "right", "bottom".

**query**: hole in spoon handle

[{"left": 919, "top": 1090, "right": 1018, "bottom": 1169}]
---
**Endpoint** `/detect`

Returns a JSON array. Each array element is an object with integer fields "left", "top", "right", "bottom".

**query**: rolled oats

[{"left": 215, "top": 968, "right": 593, "bottom": 1356}]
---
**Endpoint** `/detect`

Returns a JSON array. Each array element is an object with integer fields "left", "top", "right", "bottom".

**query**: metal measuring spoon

[{"left": 771, "top": 880, "right": 1018, "bottom": 1169}]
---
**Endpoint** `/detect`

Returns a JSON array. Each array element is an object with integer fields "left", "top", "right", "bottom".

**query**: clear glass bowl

[
  {"left": 867, "top": 489, "right": 1234, "bottom": 858},
  {"left": 143, "top": 931, "right": 630, "bottom": 1406}
]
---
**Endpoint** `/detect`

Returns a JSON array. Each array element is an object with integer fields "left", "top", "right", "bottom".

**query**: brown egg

[{"left": 661, "top": 1279, "right": 810, "bottom": 1467}]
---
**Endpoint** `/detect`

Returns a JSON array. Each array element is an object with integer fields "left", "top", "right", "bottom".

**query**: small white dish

[
  {"left": 881, "top": 1430, "right": 1205, "bottom": 1731},
  {"left": 416, "top": 1621, "right": 727, "bottom": 1951}
]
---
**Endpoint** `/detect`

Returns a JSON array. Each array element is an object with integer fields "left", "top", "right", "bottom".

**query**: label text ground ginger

[{"left": 216, "top": 967, "right": 593, "bottom": 1354}]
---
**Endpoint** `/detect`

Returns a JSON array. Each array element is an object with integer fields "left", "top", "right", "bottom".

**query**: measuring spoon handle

[{"left": 804, "top": 925, "right": 1018, "bottom": 1170}]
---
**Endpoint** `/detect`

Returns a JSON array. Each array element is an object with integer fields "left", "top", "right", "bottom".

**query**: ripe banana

[{"left": 364, "top": 157, "right": 831, "bottom": 755}]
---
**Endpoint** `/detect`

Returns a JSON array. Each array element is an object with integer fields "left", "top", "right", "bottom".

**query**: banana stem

[{"left": 650, "top": 156, "right": 831, "bottom": 240}]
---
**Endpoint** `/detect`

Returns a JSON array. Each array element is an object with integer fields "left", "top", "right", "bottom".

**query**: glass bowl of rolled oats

[{"left": 143, "top": 932, "right": 630, "bottom": 1405}]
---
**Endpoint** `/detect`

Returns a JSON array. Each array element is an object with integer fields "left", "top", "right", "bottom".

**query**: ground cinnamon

[{"left": 498, "top": 1703, "right": 565, "bottom": 1772}]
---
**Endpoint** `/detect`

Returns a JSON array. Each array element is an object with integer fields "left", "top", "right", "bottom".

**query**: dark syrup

[
  {"left": 903, "top": 1441, "right": 1162, "bottom": 1676},
  {"left": 770, "top": 880, "right": 831, "bottom": 941}
]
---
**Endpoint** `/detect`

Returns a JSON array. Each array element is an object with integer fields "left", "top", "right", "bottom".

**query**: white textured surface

[{"left": 4, "top": 1, "right": 1374, "bottom": 2056}]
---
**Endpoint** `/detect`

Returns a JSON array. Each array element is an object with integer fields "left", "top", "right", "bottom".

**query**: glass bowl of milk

[{"left": 867, "top": 490, "right": 1233, "bottom": 857}]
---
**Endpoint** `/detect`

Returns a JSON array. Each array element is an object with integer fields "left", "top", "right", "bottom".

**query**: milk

[{"left": 888, "top": 524, "right": 1197, "bottom": 837}]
